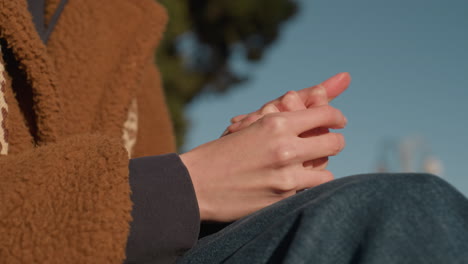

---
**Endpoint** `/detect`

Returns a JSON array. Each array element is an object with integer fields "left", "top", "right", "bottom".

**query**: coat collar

[
  {"left": 27, "top": 0, "right": 69, "bottom": 44},
  {"left": 1, "top": 0, "right": 168, "bottom": 144},
  {"left": 0, "top": 0, "right": 64, "bottom": 145}
]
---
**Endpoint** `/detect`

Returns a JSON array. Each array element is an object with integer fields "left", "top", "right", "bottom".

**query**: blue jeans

[{"left": 178, "top": 173, "right": 468, "bottom": 263}]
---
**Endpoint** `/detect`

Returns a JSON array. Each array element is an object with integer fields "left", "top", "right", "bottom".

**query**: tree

[{"left": 157, "top": 0, "right": 298, "bottom": 148}]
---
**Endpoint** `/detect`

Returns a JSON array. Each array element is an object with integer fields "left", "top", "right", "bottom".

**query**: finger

[
  {"left": 243, "top": 90, "right": 305, "bottom": 120},
  {"left": 247, "top": 90, "right": 302, "bottom": 118},
  {"left": 276, "top": 90, "right": 306, "bottom": 111},
  {"left": 228, "top": 114, "right": 263, "bottom": 134},
  {"left": 301, "top": 85, "right": 328, "bottom": 108},
  {"left": 302, "top": 128, "right": 332, "bottom": 170},
  {"left": 227, "top": 104, "right": 280, "bottom": 135},
  {"left": 231, "top": 114, "right": 248, "bottom": 124},
  {"left": 303, "top": 157, "right": 329, "bottom": 170},
  {"left": 296, "top": 170, "right": 334, "bottom": 190},
  {"left": 232, "top": 103, "right": 280, "bottom": 132},
  {"left": 221, "top": 128, "right": 230, "bottom": 137},
  {"left": 296, "top": 132, "right": 345, "bottom": 161},
  {"left": 297, "top": 72, "right": 351, "bottom": 107},
  {"left": 300, "top": 127, "right": 330, "bottom": 138},
  {"left": 225, "top": 121, "right": 242, "bottom": 135},
  {"left": 230, "top": 102, "right": 280, "bottom": 134},
  {"left": 260, "top": 103, "right": 280, "bottom": 115},
  {"left": 280, "top": 105, "right": 347, "bottom": 135},
  {"left": 322, "top": 72, "right": 351, "bottom": 102},
  {"left": 234, "top": 73, "right": 350, "bottom": 124}
]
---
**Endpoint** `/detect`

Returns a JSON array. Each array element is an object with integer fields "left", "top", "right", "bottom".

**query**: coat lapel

[{"left": 0, "top": 0, "right": 64, "bottom": 144}]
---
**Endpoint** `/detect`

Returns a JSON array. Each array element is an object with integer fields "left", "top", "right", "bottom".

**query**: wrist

[{"left": 180, "top": 152, "right": 212, "bottom": 221}]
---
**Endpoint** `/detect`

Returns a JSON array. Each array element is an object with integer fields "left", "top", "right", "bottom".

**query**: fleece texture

[
  {"left": 0, "top": 134, "right": 131, "bottom": 263},
  {"left": 0, "top": 0, "right": 176, "bottom": 262}
]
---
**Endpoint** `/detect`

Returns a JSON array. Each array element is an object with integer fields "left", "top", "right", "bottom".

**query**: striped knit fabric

[
  {"left": 122, "top": 98, "right": 138, "bottom": 158},
  {"left": 0, "top": 44, "right": 8, "bottom": 155}
]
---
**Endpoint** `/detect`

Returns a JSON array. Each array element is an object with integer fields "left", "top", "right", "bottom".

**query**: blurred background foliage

[{"left": 157, "top": 0, "right": 298, "bottom": 148}]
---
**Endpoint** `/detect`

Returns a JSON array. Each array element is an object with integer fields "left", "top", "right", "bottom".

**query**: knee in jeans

[
  {"left": 382, "top": 173, "right": 451, "bottom": 194},
  {"left": 354, "top": 173, "right": 461, "bottom": 210}
]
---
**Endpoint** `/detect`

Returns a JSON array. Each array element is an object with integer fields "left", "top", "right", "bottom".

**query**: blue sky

[{"left": 184, "top": 0, "right": 468, "bottom": 195}]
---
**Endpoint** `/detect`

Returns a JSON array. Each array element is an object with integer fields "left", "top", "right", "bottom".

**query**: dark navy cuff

[{"left": 125, "top": 153, "right": 200, "bottom": 263}]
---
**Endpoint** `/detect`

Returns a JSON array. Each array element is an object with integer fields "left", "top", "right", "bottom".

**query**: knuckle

[
  {"left": 271, "top": 140, "right": 296, "bottom": 165},
  {"left": 281, "top": 91, "right": 298, "bottom": 102},
  {"left": 260, "top": 114, "right": 288, "bottom": 133},
  {"left": 279, "top": 91, "right": 301, "bottom": 110},
  {"left": 260, "top": 103, "right": 277, "bottom": 114}
]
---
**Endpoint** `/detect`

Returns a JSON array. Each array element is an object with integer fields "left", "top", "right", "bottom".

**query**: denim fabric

[{"left": 178, "top": 173, "right": 468, "bottom": 264}]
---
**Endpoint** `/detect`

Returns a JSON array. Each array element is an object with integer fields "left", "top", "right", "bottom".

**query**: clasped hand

[{"left": 180, "top": 73, "right": 351, "bottom": 222}]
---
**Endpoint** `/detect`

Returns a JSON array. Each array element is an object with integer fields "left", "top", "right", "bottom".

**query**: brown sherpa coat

[{"left": 0, "top": 0, "right": 176, "bottom": 262}]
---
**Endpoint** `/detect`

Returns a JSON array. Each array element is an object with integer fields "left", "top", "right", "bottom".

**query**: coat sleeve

[
  {"left": 125, "top": 154, "right": 200, "bottom": 264},
  {"left": 0, "top": 134, "right": 132, "bottom": 263},
  {"left": 0, "top": 134, "right": 201, "bottom": 263}
]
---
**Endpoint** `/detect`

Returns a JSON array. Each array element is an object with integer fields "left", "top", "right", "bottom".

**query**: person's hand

[
  {"left": 224, "top": 72, "right": 351, "bottom": 135},
  {"left": 180, "top": 105, "right": 347, "bottom": 222},
  {"left": 222, "top": 72, "right": 351, "bottom": 170}
]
